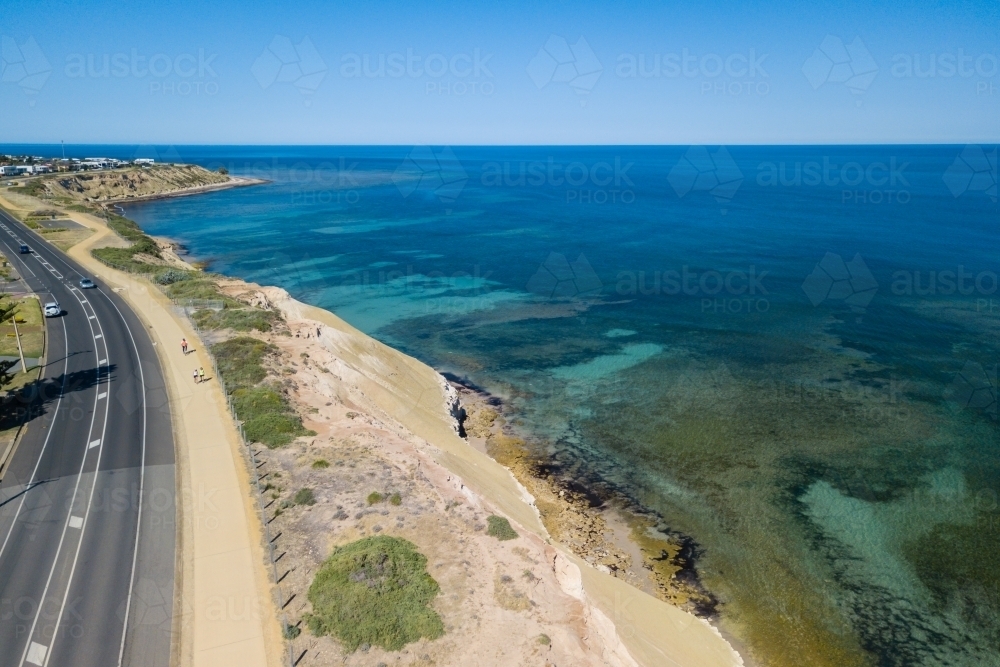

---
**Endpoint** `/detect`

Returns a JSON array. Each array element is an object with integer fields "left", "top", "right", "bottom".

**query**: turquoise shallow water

[{"left": 19, "top": 144, "right": 998, "bottom": 666}]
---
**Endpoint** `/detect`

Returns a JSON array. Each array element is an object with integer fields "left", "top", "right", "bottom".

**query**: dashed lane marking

[{"left": 26, "top": 642, "right": 47, "bottom": 665}]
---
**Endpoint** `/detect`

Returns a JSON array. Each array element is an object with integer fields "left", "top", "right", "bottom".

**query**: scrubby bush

[
  {"left": 487, "top": 515, "right": 518, "bottom": 541},
  {"left": 212, "top": 337, "right": 272, "bottom": 387},
  {"left": 193, "top": 307, "right": 279, "bottom": 332},
  {"left": 367, "top": 492, "right": 384, "bottom": 505},
  {"left": 294, "top": 488, "right": 317, "bottom": 506},
  {"left": 212, "top": 337, "right": 315, "bottom": 448},
  {"left": 389, "top": 492, "right": 401, "bottom": 506},
  {"left": 306, "top": 536, "right": 443, "bottom": 651},
  {"left": 155, "top": 270, "right": 191, "bottom": 285},
  {"left": 312, "top": 459, "right": 330, "bottom": 469}
]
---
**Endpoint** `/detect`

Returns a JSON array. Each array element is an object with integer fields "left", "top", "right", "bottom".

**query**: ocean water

[{"left": 19, "top": 144, "right": 1000, "bottom": 666}]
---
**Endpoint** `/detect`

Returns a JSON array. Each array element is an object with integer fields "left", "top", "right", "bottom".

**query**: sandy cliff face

[
  {"left": 32, "top": 164, "right": 231, "bottom": 202},
  {"left": 230, "top": 282, "right": 743, "bottom": 667}
]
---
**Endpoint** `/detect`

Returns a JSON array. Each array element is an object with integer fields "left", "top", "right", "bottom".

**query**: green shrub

[
  {"left": 193, "top": 307, "right": 279, "bottom": 332},
  {"left": 237, "top": 396, "right": 315, "bottom": 448},
  {"left": 486, "top": 515, "right": 518, "bottom": 541},
  {"left": 306, "top": 536, "right": 443, "bottom": 651},
  {"left": 312, "top": 459, "right": 330, "bottom": 469},
  {"left": 367, "top": 492, "right": 384, "bottom": 505},
  {"left": 212, "top": 337, "right": 315, "bottom": 448},
  {"left": 294, "top": 488, "right": 317, "bottom": 506},
  {"left": 537, "top": 634, "right": 550, "bottom": 646},
  {"left": 164, "top": 277, "right": 237, "bottom": 305},
  {"left": 212, "top": 337, "right": 273, "bottom": 388},
  {"left": 155, "top": 269, "right": 191, "bottom": 285},
  {"left": 91, "top": 247, "right": 176, "bottom": 276},
  {"left": 389, "top": 492, "right": 401, "bottom": 506},
  {"left": 283, "top": 623, "right": 301, "bottom": 639}
]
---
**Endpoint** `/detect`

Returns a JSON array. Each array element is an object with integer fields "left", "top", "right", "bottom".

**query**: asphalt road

[{"left": 0, "top": 209, "right": 175, "bottom": 667}]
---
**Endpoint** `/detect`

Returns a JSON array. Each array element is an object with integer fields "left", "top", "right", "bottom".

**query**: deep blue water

[{"left": 10, "top": 144, "right": 999, "bottom": 666}]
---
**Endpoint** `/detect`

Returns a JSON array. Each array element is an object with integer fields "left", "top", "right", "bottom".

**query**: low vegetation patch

[
  {"left": 212, "top": 336, "right": 314, "bottom": 448},
  {"left": 294, "top": 487, "right": 317, "bottom": 506},
  {"left": 306, "top": 536, "right": 444, "bottom": 652},
  {"left": 367, "top": 491, "right": 384, "bottom": 505},
  {"left": 90, "top": 210, "right": 168, "bottom": 274},
  {"left": 9, "top": 180, "right": 47, "bottom": 197},
  {"left": 193, "top": 307, "right": 280, "bottom": 332},
  {"left": 163, "top": 276, "right": 234, "bottom": 303},
  {"left": 487, "top": 515, "right": 518, "bottom": 541}
]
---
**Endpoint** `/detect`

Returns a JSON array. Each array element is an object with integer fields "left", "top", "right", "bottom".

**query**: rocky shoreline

[{"left": 446, "top": 375, "right": 720, "bottom": 617}]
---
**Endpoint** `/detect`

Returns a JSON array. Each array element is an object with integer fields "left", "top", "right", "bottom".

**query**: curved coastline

[{"left": 0, "top": 179, "right": 745, "bottom": 666}]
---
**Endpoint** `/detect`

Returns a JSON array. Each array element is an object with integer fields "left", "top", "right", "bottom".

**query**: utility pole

[{"left": 11, "top": 310, "right": 26, "bottom": 374}]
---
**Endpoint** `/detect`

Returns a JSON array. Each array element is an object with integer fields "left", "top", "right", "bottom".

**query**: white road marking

[
  {"left": 89, "top": 439, "right": 101, "bottom": 449},
  {"left": 99, "top": 359, "right": 107, "bottom": 365},
  {"left": 98, "top": 392, "right": 107, "bottom": 399},
  {"left": 26, "top": 642, "right": 47, "bottom": 665},
  {"left": 94, "top": 334, "right": 103, "bottom": 340},
  {"left": 89, "top": 315, "right": 96, "bottom": 320},
  {"left": 68, "top": 516, "right": 83, "bottom": 529}
]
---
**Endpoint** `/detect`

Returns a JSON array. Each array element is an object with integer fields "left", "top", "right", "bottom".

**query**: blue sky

[{"left": 2, "top": 0, "right": 998, "bottom": 144}]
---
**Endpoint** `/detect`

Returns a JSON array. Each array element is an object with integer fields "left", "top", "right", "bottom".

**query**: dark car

[{"left": 19, "top": 244, "right": 29, "bottom": 254}]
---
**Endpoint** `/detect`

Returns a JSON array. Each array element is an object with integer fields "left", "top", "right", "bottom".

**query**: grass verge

[{"left": 306, "top": 535, "right": 444, "bottom": 652}]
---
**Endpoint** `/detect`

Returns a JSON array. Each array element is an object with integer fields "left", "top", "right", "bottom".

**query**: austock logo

[
  {"left": 252, "top": 35, "right": 327, "bottom": 102},
  {"left": 942, "top": 145, "right": 998, "bottom": 202},
  {"left": 802, "top": 35, "right": 878, "bottom": 104},
  {"left": 946, "top": 361, "right": 997, "bottom": 419},
  {"left": 802, "top": 252, "right": 878, "bottom": 319},
  {"left": 392, "top": 146, "right": 469, "bottom": 206},
  {"left": 1, "top": 36, "right": 52, "bottom": 103},
  {"left": 667, "top": 146, "right": 744, "bottom": 213},
  {"left": 526, "top": 253, "right": 602, "bottom": 299},
  {"left": 117, "top": 578, "right": 172, "bottom": 629},
  {"left": 527, "top": 35, "right": 603, "bottom": 103}
]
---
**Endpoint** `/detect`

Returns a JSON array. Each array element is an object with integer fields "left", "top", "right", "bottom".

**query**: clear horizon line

[{"left": 3, "top": 141, "right": 998, "bottom": 148}]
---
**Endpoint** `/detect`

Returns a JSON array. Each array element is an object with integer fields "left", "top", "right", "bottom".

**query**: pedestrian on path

[
  {"left": 193, "top": 368, "right": 199, "bottom": 384},
  {"left": 198, "top": 367, "right": 205, "bottom": 383},
  {"left": 181, "top": 338, "right": 188, "bottom": 354}
]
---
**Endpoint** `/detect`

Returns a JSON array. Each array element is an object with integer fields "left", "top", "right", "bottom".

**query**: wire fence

[{"left": 96, "top": 253, "right": 298, "bottom": 665}]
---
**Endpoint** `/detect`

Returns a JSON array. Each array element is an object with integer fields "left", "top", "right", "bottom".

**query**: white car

[{"left": 43, "top": 302, "right": 61, "bottom": 317}]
